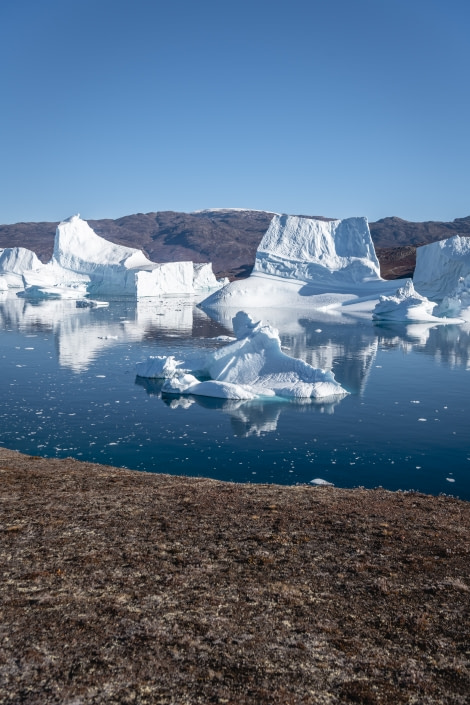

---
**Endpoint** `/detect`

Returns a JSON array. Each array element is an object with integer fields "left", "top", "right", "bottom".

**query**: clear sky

[{"left": 1, "top": 0, "right": 469, "bottom": 224}]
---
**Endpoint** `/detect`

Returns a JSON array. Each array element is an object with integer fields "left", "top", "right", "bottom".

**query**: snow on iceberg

[
  {"left": 137, "top": 311, "right": 349, "bottom": 400},
  {"left": 201, "top": 214, "right": 402, "bottom": 312},
  {"left": 14, "top": 215, "right": 222, "bottom": 298}
]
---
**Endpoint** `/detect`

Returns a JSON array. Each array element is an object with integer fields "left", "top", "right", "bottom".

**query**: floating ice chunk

[
  {"left": 76, "top": 299, "right": 109, "bottom": 308},
  {"left": 372, "top": 279, "right": 460, "bottom": 322},
  {"left": 137, "top": 311, "right": 348, "bottom": 401},
  {"left": 202, "top": 313, "right": 348, "bottom": 399},
  {"left": 135, "top": 355, "right": 182, "bottom": 379},
  {"left": 17, "top": 284, "right": 88, "bottom": 300},
  {"left": 310, "top": 478, "right": 334, "bottom": 486}
]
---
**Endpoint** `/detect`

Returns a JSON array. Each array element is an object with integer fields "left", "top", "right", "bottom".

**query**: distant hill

[{"left": 1, "top": 209, "right": 469, "bottom": 280}]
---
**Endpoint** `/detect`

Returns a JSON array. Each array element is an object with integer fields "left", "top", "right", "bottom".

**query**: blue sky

[{"left": 1, "top": 0, "right": 469, "bottom": 224}]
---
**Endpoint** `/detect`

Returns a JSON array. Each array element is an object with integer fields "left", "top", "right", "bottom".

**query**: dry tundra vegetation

[{"left": 0, "top": 447, "right": 469, "bottom": 704}]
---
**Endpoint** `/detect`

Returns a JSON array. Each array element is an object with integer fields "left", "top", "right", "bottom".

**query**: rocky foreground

[{"left": 1, "top": 448, "right": 469, "bottom": 704}]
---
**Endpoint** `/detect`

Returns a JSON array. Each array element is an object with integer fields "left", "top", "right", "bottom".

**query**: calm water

[{"left": 0, "top": 294, "right": 469, "bottom": 499}]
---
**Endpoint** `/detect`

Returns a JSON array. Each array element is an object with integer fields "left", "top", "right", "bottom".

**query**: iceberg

[
  {"left": 137, "top": 311, "right": 349, "bottom": 401},
  {"left": 372, "top": 279, "right": 444, "bottom": 322},
  {"left": 433, "top": 275, "right": 470, "bottom": 319},
  {"left": 413, "top": 235, "right": 470, "bottom": 300},
  {"left": 135, "top": 355, "right": 182, "bottom": 379},
  {"left": 253, "top": 214, "right": 381, "bottom": 284},
  {"left": 6, "top": 215, "right": 222, "bottom": 298},
  {"left": 0, "top": 247, "right": 43, "bottom": 289},
  {"left": 201, "top": 214, "right": 403, "bottom": 312}
]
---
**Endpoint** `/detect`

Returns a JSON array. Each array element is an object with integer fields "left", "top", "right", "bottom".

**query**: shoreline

[{"left": 1, "top": 447, "right": 469, "bottom": 704}]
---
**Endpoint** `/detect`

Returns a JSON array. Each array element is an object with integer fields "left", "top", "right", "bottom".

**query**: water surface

[{"left": 0, "top": 294, "right": 469, "bottom": 499}]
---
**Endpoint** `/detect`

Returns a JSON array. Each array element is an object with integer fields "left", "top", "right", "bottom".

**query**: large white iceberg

[
  {"left": 137, "top": 311, "right": 349, "bottom": 400},
  {"left": 201, "top": 214, "right": 402, "bottom": 312},
  {"left": 253, "top": 214, "right": 381, "bottom": 285},
  {"left": 6, "top": 215, "right": 221, "bottom": 299}
]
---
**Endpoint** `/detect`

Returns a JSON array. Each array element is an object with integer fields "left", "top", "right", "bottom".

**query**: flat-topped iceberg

[
  {"left": 3, "top": 215, "right": 222, "bottom": 298},
  {"left": 253, "top": 214, "right": 381, "bottom": 285},
  {"left": 136, "top": 311, "right": 349, "bottom": 400},
  {"left": 201, "top": 214, "right": 402, "bottom": 312}
]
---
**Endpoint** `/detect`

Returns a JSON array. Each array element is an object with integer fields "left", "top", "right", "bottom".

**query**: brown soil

[{"left": 1, "top": 448, "right": 469, "bottom": 704}]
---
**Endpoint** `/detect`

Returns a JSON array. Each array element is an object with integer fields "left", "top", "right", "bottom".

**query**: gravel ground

[{"left": 1, "top": 447, "right": 469, "bottom": 704}]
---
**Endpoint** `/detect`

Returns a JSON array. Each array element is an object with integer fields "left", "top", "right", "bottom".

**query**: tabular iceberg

[
  {"left": 4, "top": 215, "right": 222, "bottom": 299},
  {"left": 136, "top": 311, "right": 349, "bottom": 401},
  {"left": 200, "top": 214, "right": 400, "bottom": 311},
  {"left": 253, "top": 214, "right": 381, "bottom": 285}
]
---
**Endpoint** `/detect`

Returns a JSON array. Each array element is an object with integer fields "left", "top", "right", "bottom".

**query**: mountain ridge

[{"left": 1, "top": 210, "right": 469, "bottom": 280}]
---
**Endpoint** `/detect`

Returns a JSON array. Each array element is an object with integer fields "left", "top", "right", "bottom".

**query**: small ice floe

[
  {"left": 76, "top": 299, "right": 109, "bottom": 308},
  {"left": 135, "top": 355, "right": 183, "bottom": 379},
  {"left": 373, "top": 279, "right": 451, "bottom": 322},
  {"left": 446, "top": 477, "right": 456, "bottom": 483},
  {"left": 310, "top": 478, "right": 334, "bottom": 486}
]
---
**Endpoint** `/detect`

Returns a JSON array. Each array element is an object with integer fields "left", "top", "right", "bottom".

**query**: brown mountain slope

[{"left": 1, "top": 211, "right": 469, "bottom": 280}]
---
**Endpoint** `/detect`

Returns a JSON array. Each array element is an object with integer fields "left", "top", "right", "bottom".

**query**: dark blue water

[{"left": 1, "top": 295, "right": 469, "bottom": 499}]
